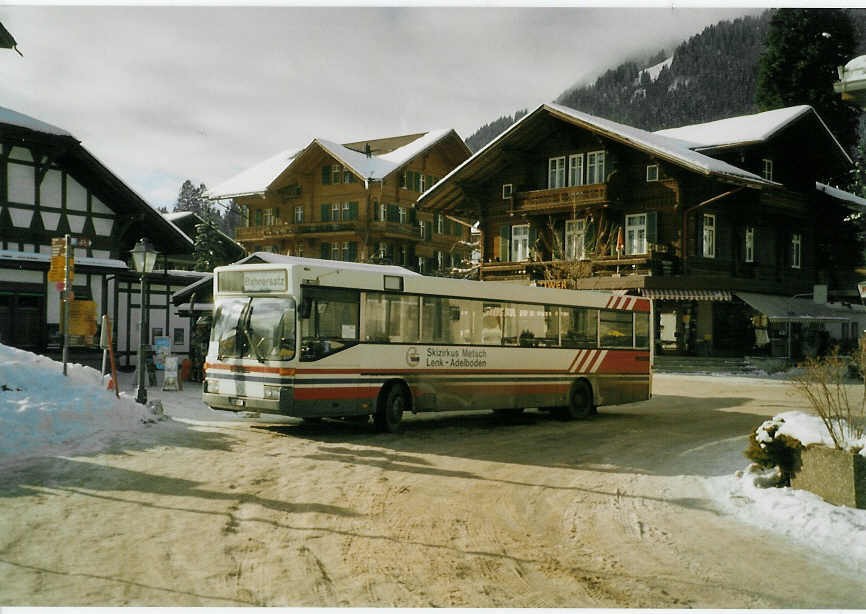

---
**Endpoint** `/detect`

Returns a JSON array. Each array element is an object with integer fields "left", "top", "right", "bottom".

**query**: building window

[
  {"left": 295, "top": 242, "right": 304, "bottom": 258},
  {"left": 702, "top": 213, "right": 716, "bottom": 258},
  {"left": 568, "top": 154, "right": 584, "bottom": 187},
  {"left": 586, "top": 150, "right": 606, "bottom": 184},
  {"left": 548, "top": 156, "right": 566, "bottom": 189},
  {"left": 331, "top": 203, "right": 341, "bottom": 221},
  {"left": 744, "top": 226, "right": 755, "bottom": 263},
  {"left": 294, "top": 206, "right": 304, "bottom": 223},
  {"left": 437, "top": 214, "right": 445, "bottom": 235},
  {"left": 332, "top": 164, "right": 343, "bottom": 185},
  {"left": 331, "top": 243, "right": 341, "bottom": 260},
  {"left": 791, "top": 232, "right": 802, "bottom": 269},
  {"left": 511, "top": 224, "right": 530, "bottom": 261},
  {"left": 646, "top": 164, "right": 659, "bottom": 182},
  {"left": 437, "top": 251, "right": 445, "bottom": 270},
  {"left": 399, "top": 207, "right": 407, "bottom": 225},
  {"left": 419, "top": 220, "right": 427, "bottom": 240},
  {"left": 762, "top": 158, "right": 773, "bottom": 181},
  {"left": 564, "top": 219, "right": 586, "bottom": 260},
  {"left": 417, "top": 256, "right": 426, "bottom": 272},
  {"left": 262, "top": 208, "right": 278, "bottom": 226},
  {"left": 625, "top": 213, "right": 647, "bottom": 255},
  {"left": 502, "top": 183, "right": 513, "bottom": 199}
]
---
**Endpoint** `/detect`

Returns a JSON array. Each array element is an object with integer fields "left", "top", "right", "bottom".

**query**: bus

[{"left": 203, "top": 256, "right": 652, "bottom": 432}]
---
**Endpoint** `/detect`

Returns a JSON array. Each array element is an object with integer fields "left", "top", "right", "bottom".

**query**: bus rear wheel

[
  {"left": 555, "top": 380, "right": 594, "bottom": 420},
  {"left": 375, "top": 384, "right": 407, "bottom": 433}
]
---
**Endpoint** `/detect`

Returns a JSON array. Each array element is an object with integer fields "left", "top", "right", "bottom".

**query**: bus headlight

[
  {"left": 263, "top": 385, "right": 281, "bottom": 400},
  {"left": 206, "top": 379, "right": 219, "bottom": 394}
]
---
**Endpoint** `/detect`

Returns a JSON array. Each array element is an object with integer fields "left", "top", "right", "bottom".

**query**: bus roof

[{"left": 215, "top": 257, "right": 647, "bottom": 310}]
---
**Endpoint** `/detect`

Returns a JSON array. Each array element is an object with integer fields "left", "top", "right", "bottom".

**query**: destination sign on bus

[{"left": 217, "top": 269, "right": 288, "bottom": 293}]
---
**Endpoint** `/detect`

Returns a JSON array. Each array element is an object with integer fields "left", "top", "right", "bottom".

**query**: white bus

[{"left": 203, "top": 256, "right": 652, "bottom": 432}]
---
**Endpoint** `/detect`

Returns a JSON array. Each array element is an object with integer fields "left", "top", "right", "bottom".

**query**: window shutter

[
  {"left": 321, "top": 165, "right": 331, "bottom": 185},
  {"left": 348, "top": 242, "right": 358, "bottom": 262},
  {"left": 320, "top": 242, "right": 330, "bottom": 259},
  {"left": 499, "top": 226, "right": 510, "bottom": 261},
  {"left": 646, "top": 211, "right": 658, "bottom": 244},
  {"left": 320, "top": 204, "right": 331, "bottom": 222},
  {"left": 348, "top": 202, "right": 358, "bottom": 220},
  {"left": 409, "top": 208, "right": 417, "bottom": 225}
]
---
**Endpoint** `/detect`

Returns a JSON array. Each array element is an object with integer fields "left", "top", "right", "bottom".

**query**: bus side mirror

[{"left": 299, "top": 297, "right": 312, "bottom": 319}]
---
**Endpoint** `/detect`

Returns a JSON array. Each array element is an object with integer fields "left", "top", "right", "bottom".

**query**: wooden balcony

[
  {"left": 513, "top": 184, "right": 608, "bottom": 213},
  {"left": 368, "top": 221, "right": 422, "bottom": 241},
  {"left": 235, "top": 220, "right": 363, "bottom": 242},
  {"left": 479, "top": 253, "right": 658, "bottom": 282}
]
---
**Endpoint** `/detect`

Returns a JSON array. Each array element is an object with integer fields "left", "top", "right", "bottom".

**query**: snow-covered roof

[
  {"left": 208, "top": 148, "right": 299, "bottom": 200},
  {"left": 815, "top": 182, "right": 866, "bottom": 210},
  {"left": 208, "top": 129, "right": 457, "bottom": 200},
  {"left": 0, "top": 105, "right": 72, "bottom": 137},
  {"left": 0, "top": 249, "right": 128, "bottom": 269},
  {"left": 655, "top": 105, "right": 819, "bottom": 149},
  {"left": 543, "top": 103, "right": 775, "bottom": 187}
]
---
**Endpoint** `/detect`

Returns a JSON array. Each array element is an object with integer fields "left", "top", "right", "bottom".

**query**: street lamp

[{"left": 130, "top": 237, "right": 159, "bottom": 404}]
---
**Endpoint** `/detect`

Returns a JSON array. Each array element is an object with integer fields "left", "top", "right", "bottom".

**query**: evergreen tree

[
  {"left": 756, "top": 8, "right": 861, "bottom": 152},
  {"left": 174, "top": 179, "right": 213, "bottom": 218},
  {"left": 193, "top": 220, "right": 231, "bottom": 272}
]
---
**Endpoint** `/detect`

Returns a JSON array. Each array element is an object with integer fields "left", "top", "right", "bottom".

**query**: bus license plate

[{"left": 230, "top": 398, "right": 245, "bottom": 407}]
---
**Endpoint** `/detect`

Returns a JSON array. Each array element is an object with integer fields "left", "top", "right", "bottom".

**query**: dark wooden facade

[{"left": 419, "top": 104, "right": 861, "bottom": 357}]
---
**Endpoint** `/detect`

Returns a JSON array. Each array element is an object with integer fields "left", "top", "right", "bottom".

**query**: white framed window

[
  {"left": 548, "top": 156, "right": 566, "bottom": 188},
  {"left": 702, "top": 213, "right": 716, "bottom": 258},
  {"left": 419, "top": 220, "right": 427, "bottom": 240},
  {"left": 342, "top": 202, "right": 352, "bottom": 220},
  {"left": 295, "top": 242, "right": 304, "bottom": 258},
  {"left": 502, "top": 183, "right": 513, "bottom": 199},
  {"left": 262, "top": 208, "right": 278, "bottom": 226},
  {"left": 586, "top": 150, "right": 606, "bottom": 184},
  {"left": 511, "top": 224, "right": 530, "bottom": 261},
  {"left": 417, "top": 255, "right": 426, "bottom": 271},
  {"left": 625, "top": 213, "right": 647, "bottom": 255},
  {"left": 564, "top": 219, "right": 586, "bottom": 260},
  {"left": 791, "top": 232, "right": 802, "bottom": 269},
  {"left": 342, "top": 241, "right": 352, "bottom": 261},
  {"left": 437, "top": 251, "right": 445, "bottom": 269},
  {"left": 399, "top": 207, "right": 407, "bottom": 224},
  {"left": 745, "top": 226, "right": 755, "bottom": 263},
  {"left": 331, "top": 164, "right": 343, "bottom": 184},
  {"left": 419, "top": 175, "right": 426, "bottom": 193},
  {"left": 568, "top": 154, "right": 584, "bottom": 187},
  {"left": 437, "top": 214, "right": 445, "bottom": 234},
  {"left": 331, "top": 243, "right": 341, "bottom": 260},
  {"left": 762, "top": 158, "right": 773, "bottom": 181},
  {"left": 378, "top": 203, "right": 387, "bottom": 221},
  {"left": 377, "top": 242, "right": 388, "bottom": 259},
  {"left": 331, "top": 203, "right": 341, "bottom": 221},
  {"left": 646, "top": 164, "right": 659, "bottom": 182},
  {"left": 294, "top": 206, "right": 304, "bottom": 223}
]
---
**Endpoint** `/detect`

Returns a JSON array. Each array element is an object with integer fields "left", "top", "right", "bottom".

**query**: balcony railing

[
  {"left": 479, "top": 253, "right": 659, "bottom": 281},
  {"left": 513, "top": 184, "right": 608, "bottom": 213},
  {"left": 235, "top": 220, "right": 362, "bottom": 242}
]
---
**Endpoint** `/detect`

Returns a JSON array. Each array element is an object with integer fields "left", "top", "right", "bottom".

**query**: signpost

[{"left": 52, "top": 235, "right": 90, "bottom": 376}]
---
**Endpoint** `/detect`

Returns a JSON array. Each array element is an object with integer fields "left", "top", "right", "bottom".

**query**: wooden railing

[
  {"left": 479, "top": 253, "right": 656, "bottom": 281},
  {"left": 514, "top": 184, "right": 608, "bottom": 212},
  {"left": 235, "top": 220, "right": 362, "bottom": 242}
]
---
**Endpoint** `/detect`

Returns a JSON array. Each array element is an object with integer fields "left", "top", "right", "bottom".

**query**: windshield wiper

[{"left": 240, "top": 302, "right": 265, "bottom": 363}]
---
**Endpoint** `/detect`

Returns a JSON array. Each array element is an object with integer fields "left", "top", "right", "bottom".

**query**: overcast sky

[{"left": 0, "top": 5, "right": 762, "bottom": 210}]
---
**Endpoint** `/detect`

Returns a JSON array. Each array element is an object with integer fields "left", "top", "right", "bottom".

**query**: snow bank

[{"left": 0, "top": 344, "right": 161, "bottom": 465}]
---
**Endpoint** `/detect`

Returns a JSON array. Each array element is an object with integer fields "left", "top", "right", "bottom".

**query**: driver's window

[{"left": 300, "top": 287, "right": 360, "bottom": 361}]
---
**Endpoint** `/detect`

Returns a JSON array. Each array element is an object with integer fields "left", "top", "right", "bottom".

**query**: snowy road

[{"left": 1, "top": 370, "right": 865, "bottom": 606}]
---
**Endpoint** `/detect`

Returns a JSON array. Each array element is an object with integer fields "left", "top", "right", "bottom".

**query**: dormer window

[
  {"left": 762, "top": 158, "right": 773, "bottom": 181},
  {"left": 502, "top": 183, "right": 513, "bottom": 199}
]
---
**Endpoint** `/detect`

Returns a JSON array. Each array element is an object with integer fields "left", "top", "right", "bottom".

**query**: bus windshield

[{"left": 212, "top": 297, "right": 296, "bottom": 361}]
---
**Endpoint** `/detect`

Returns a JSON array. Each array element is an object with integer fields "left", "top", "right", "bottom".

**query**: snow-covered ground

[{"left": 1, "top": 343, "right": 866, "bottom": 570}]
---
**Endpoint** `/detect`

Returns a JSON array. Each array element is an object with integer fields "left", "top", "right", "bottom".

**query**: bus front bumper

[{"left": 202, "top": 391, "right": 290, "bottom": 415}]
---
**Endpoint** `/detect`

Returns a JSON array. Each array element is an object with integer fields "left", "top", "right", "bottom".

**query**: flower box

[{"left": 791, "top": 445, "right": 866, "bottom": 509}]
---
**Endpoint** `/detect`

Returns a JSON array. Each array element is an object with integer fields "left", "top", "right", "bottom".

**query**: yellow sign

[
  {"left": 61, "top": 300, "right": 97, "bottom": 337},
  {"left": 48, "top": 255, "right": 73, "bottom": 283}
]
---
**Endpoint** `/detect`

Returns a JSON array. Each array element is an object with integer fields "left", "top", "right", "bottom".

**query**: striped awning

[{"left": 640, "top": 289, "right": 732, "bottom": 302}]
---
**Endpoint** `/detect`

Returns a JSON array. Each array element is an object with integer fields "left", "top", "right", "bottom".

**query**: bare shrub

[{"left": 790, "top": 346, "right": 866, "bottom": 450}]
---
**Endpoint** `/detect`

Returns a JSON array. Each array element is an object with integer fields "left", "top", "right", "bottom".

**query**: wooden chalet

[
  {"left": 0, "top": 105, "right": 197, "bottom": 365},
  {"left": 418, "top": 103, "right": 866, "bottom": 358},
  {"left": 209, "top": 130, "right": 472, "bottom": 274}
]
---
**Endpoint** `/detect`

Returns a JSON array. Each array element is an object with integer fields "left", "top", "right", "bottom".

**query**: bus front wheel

[
  {"left": 375, "top": 384, "right": 407, "bottom": 433},
  {"left": 556, "top": 381, "right": 594, "bottom": 420}
]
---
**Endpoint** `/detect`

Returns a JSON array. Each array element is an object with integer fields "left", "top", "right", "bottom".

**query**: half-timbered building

[
  {"left": 418, "top": 103, "right": 866, "bottom": 358},
  {"left": 0, "top": 105, "right": 197, "bottom": 365},
  {"left": 209, "top": 130, "right": 473, "bottom": 274}
]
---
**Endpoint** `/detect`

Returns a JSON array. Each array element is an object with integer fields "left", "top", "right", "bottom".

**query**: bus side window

[
  {"left": 563, "top": 307, "right": 598, "bottom": 348},
  {"left": 300, "top": 288, "right": 360, "bottom": 361},
  {"left": 599, "top": 310, "right": 633, "bottom": 348}
]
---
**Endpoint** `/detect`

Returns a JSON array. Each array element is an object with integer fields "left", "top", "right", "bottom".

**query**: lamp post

[{"left": 130, "top": 238, "right": 159, "bottom": 404}]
